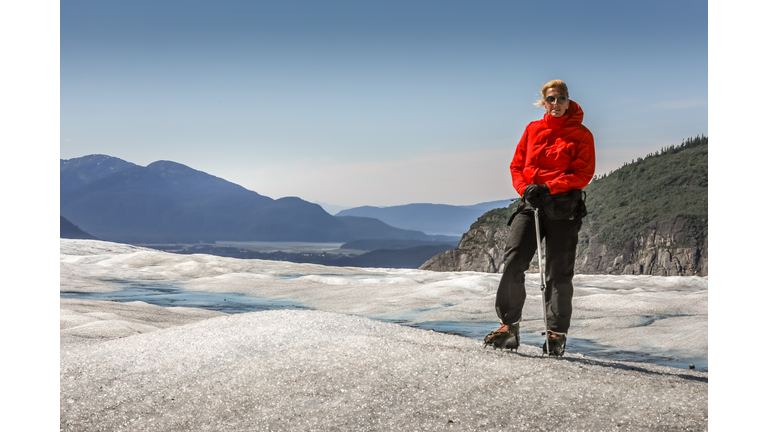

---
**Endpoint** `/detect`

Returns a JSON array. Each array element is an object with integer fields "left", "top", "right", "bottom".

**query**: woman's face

[{"left": 543, "top": 87, "right": 570, "bottom": 118}]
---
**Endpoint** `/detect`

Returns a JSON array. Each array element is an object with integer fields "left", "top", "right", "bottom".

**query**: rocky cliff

[
  {"left": 419, "top": 204, "right": 518, "bottom": 273},
  {"left": 420, "top": 207, "right": 707, "bottom": 276},
  {"left": 576, "top": 215, "right": 707, "bottom": 276}
]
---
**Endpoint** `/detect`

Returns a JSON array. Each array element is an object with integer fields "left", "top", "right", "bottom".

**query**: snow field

[
  {"left": 60, "top": 240, "right": 708, "bottom": 430},
  {"left": 60, "top": 301, "right": 707, "bottom": 431},
  {"left": 60, "top": 239, "right": 708, "bottom": 360}
]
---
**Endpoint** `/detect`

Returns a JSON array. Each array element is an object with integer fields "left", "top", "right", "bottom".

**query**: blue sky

[{"left": 59, "top": 0, "right": 708, "bottom": 207}]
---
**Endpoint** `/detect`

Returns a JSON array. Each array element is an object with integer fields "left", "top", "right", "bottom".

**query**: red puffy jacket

[{"left": 510, "top": 100, "right": 595, "bottom": 197}]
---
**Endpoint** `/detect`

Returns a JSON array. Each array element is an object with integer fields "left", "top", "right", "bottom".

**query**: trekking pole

[{"left": 534, "top": 208, "right": 550, "bottom": 356}]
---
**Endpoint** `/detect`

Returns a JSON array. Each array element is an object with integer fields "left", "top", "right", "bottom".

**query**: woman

[{"left": 484, "top": 79, "right": 595, "bottom": 356}]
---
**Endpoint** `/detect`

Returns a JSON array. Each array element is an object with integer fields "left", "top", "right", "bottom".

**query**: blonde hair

[{"left": 533, "top": 79, "right": 569, "bottom": 107}]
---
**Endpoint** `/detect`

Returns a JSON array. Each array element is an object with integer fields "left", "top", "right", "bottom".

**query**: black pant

[{"left": 494, "top": 208, "right": 581, "bottom": 333}]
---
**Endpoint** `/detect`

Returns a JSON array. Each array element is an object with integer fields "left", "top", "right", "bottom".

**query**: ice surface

[
  {"left": 60, "top": 240, "right": 709, "bottom": 430},
  {"left": 60, "top": 299, "right": 707, "bottom": 431},
  {"left": 61, "top": 239, "right": 708, "bottom": 361},
  {"left": 60, "top": 299, "right": 226, "bottom": 348}
]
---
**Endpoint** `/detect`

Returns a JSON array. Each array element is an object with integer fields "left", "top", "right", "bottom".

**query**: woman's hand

[{"left": 524, "top": 184, "right": 550, "bottom": 208}]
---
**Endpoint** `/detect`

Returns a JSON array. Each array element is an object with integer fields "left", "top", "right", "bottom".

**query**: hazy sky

[{"left": 60, "top": 0, "right": 707, "bottom": 207}]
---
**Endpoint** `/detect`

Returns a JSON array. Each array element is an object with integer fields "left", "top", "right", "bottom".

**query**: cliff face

[
  {"left": 577, "top": 215, "right": 707, "bottom": 276},
  {"left": 419, "top": 210, "right": 708, "bottom": 276},
  {"left": 420, "top": 205, "right": 516, "bottom": 273}
]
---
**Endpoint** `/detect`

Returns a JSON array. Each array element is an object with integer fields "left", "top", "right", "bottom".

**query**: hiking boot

[
  {"left": 542, "top": 331, "right": 566, "bottom": 356},
  {"left": 484, "top": 322, "right": 520, "bottom": 351}
]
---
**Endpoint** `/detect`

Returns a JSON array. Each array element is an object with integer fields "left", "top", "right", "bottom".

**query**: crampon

[
  {"left": 483, "top": 323, "right": 519, "bottom": 351},
  {"left": 542, "top": 331, "right": 566, "bottom": 357}
]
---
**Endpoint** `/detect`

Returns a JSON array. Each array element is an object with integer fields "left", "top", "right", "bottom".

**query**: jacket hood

[{"left": 544, "top": 100, "right": 584, "bottom": 128}]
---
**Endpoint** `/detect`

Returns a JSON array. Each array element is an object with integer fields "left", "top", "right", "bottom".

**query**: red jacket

[{"left": 510, "top": 100, "right": 595, "bottom": 197}]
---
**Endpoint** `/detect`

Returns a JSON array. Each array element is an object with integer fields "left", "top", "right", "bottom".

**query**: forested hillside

[
  {"left": 582, "top": 136, "right": 707, "bottom": 249},
  {"left": 575, "top": 135, "right": 707, "bottom": 275}
]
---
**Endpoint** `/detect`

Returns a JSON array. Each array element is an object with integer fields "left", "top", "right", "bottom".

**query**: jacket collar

[{"left": 543, "top": 100, "right": 584, "bottom": 128}]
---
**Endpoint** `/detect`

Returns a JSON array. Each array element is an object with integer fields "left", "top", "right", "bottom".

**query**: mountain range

[
  {"left": 336, "top": 199, "right": 513, "bottom": 236},
  {"left": 60, "top": 155, "right": 473, "bottom": 244}
]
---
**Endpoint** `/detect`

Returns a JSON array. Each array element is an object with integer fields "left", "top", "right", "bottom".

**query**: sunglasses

[{"left": 544, "top": 95, "right": 568, "bottom": 104}]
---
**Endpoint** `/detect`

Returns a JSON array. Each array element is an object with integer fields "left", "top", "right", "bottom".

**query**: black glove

[{"left": 523, "top": 184, "right": 550, "bottom": 208}]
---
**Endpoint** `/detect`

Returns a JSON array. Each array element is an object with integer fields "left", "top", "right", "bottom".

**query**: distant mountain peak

[
  {"left": 61, "top": 154, "right": 135, "bottom": 168},
  {"left": 147, "top": 160, "right": 191, "bottom": 169},
  {"left": 146, "top": 160, "right": 207, "bottom": 178},
  {"left": 60, "top": 154, "right": 140, "bottom": 193}
]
